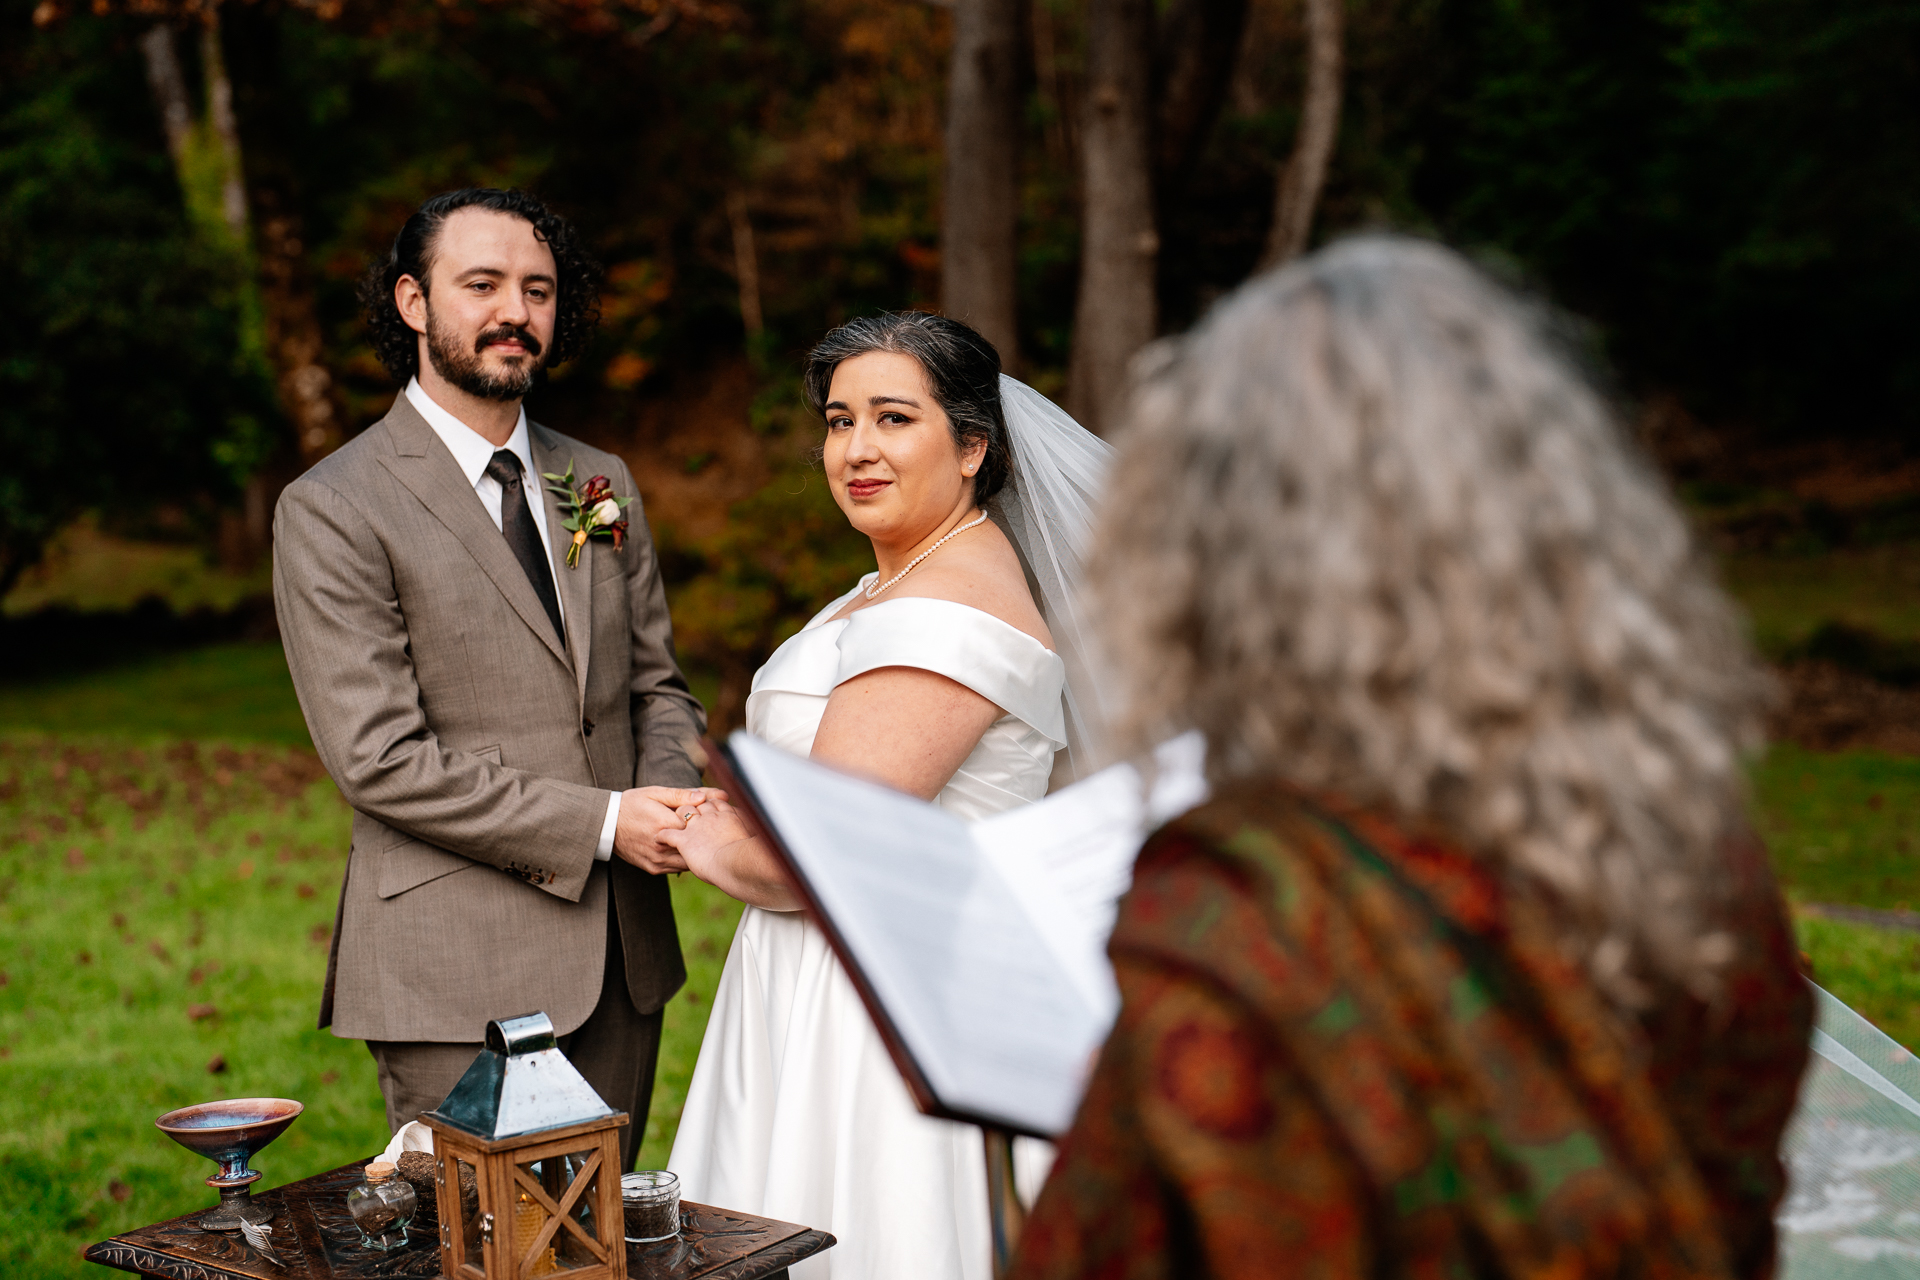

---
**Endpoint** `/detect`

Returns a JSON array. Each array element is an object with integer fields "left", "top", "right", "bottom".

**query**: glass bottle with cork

[{"left": 346, "top": 1159, "right": 418, "bottom": 1250}]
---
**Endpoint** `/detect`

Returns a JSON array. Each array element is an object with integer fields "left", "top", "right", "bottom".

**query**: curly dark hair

[
  {"left": 801, "top": 312, "right": 1013, "bottom": 504},
  {"left": 357, "top": 188, "right": 604, "bottom": 384}
]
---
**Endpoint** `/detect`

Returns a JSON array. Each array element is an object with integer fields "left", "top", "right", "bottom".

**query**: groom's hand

[{"left": 613, "top": 786, "right": 711, "bottom": 874}]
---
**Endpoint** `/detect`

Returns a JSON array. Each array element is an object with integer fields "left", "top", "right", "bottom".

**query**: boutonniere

[{"left": 541, "top": 461, "right": 631, "bottom": 568}]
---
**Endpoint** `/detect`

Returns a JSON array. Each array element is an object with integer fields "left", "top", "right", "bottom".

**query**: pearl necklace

[{"left": 865, "top": 510, "right": 990, "bottom": 600}]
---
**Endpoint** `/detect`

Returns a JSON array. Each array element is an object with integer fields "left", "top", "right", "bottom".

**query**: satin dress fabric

[{"left": 669, "top": 577, "right": 1068, "bottom": 1280}]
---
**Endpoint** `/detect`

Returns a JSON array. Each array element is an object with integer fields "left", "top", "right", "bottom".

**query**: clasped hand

[
  {"left": 613, "top": 784, "right": 797, "bottom": 909},
  {"left": 612, "top": 785, "right": 728, "bottom": 874}
]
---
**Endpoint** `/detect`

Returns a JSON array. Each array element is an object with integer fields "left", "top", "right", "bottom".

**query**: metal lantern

[{"left": 422, "top": 1013, "right": 628, "bottom": 1280}]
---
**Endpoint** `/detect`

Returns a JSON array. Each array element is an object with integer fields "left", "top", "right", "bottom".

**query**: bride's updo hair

[{"left": 803, "top": 312, "right": 1014, "bottom": 504}]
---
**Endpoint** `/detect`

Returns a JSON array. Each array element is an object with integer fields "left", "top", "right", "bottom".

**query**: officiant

[
  {"left": 272, "top": 187, "right": 709, "bottom": 1170},
  {"left": 1011, "top": 236, "right": 1812, "bottom": 1278}
]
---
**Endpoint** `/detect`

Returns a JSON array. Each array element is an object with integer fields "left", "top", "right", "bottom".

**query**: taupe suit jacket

[{"left": 272, "top": 394, "right": 704, "bottom": 1043}]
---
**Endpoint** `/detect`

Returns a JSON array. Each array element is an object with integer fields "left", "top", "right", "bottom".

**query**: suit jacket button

[{"left": 582, "top": 717, "right": 595, "bottom": 737}]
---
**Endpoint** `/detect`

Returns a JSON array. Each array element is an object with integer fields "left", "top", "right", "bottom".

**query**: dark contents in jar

[
  {"left": 351, "top": 1205, "right": 400, "bottom": 1233},
  {"left": 623, "top": 1198, "right": 678, "bottom": 1240}
]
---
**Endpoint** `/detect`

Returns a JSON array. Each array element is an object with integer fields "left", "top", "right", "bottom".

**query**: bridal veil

[{"left": 988, "top": 375, "right": 1114, "bottom": 784}]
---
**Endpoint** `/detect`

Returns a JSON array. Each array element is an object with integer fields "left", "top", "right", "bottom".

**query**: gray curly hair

[{"left": 1087, "top": 235, "right": 1773, "bottom": 1003}]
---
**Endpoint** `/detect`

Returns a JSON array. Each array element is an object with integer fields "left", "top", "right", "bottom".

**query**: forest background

[
  {"left": 6, "top": 0, "right": 1920, "bottom": 1272},
  {"left": 8, "top": 0, "right": 1919, "bottom": 727}
]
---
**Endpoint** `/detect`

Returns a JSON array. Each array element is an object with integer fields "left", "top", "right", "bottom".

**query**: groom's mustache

[{"left": 475, "top": 324, "right": 543, "bottom": 358}]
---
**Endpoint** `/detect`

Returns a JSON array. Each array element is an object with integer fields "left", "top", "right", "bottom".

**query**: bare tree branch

[{"left": 1259, "top": 0, "right": 1342, "bottom": 270}]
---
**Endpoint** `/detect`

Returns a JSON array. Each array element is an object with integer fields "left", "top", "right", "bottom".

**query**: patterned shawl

[{"left": 1010, "top": 781, "right": 1810, "bottom": 1280}]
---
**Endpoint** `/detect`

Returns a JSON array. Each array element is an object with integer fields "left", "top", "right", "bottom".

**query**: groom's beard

[{"left": 424, "top": 308, "right": 546, "bottom": 402}]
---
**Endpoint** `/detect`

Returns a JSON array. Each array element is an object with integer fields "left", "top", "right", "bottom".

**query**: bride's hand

[
  {"left": 659, "top": 799, "right": 802, "bottom": 911},
  {"left": 660, "top": 799, "right": 751, "bottom": 878}
]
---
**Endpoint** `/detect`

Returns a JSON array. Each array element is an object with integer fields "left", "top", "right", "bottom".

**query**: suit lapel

[
  {"left": 532, "top": 424, "right": 594, "bottom": 707},
  {"left": 373, "top": 397, "right": 573, "bottom": 671}
]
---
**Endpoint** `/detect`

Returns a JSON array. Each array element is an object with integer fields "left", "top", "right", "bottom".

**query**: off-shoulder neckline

[{"left": 808, "top": 576, "right": 1057, "bottom": 656}]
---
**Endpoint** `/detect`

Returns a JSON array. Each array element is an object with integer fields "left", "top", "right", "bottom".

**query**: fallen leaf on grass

[
  {"left": 66, "top": 847, "right": 85, "bottom": 870},
  {"left": 108, "top": 1180, "right": 130, "bottom": 1202},
  {"left": 297, "top": 883, "right": 315, "bottom": 899},
  {"left": 207, "top": 1054, "right": 227, "bottom": 1074},
  {"left": 321, "top": 1071, "right": 339, "bottom": 1085},
  {"left": 76, "top": 951, "right": 93, "bottom": 965},
  {"left": 187, "top": 1003, "right": 218, "bottom": 1022}
]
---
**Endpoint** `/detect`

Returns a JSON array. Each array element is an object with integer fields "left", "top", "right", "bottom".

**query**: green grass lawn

[
  {"left": 1794, "top": 913, "right": 1920, "bottom": 1053},
  {"left": 1752, "top": 744, "right": 1920, "bottom": 910},
  {"left": 3, "top": 634, "right": 1918, "bottom": 1275},
  {"left": 0, "top": 644, "right": 314, "bottom": 748},
  {"left": 0, "top": 707, "right": 740, "bottom": 1275}
]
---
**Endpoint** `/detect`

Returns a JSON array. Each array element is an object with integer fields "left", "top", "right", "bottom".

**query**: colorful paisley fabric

[{"left": 1010, "top": 781, "right": 1811, "bottom": 1280}]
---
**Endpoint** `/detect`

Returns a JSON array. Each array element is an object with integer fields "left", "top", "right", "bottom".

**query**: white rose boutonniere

[{"left": 540, "top": 461, "right": 632, "bottom": 568}]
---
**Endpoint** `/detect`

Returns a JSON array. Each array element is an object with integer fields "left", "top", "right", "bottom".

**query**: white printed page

[
  {"left": 726, "top": 734, "right": 1106, "bottom": 1136},
  {"left": 969, "top": 732, "right": 1212, "bottom": 1024},
  {"left": 969, "top": 766, "right": 1143, "bottom": 1023}
]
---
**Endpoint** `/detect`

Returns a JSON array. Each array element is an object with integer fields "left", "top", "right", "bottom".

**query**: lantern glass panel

[
  {"left": 456, "top": 1156, "right": 486, "bottom": 1276},
  {"left": 512, "top": 1149, "right": 607, "bottom": 1274}
]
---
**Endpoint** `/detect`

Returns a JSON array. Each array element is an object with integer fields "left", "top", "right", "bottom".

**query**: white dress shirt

[{"left": 406, "top": 378, "right": 624, "bottom": 861}]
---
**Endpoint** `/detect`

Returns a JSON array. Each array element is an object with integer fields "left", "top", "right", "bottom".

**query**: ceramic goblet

[{"left": 155, "top": 1098, "right": 305, "bottom": 1231}]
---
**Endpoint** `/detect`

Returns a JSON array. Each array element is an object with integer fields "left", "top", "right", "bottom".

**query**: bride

[{"left": 659, "top": 312, "right": 1109, "bottom": 1279}]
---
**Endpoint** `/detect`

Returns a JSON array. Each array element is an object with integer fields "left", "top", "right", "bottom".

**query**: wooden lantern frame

[{"left": 423, "top": 1111, "right": 628, "bottom": 1280}]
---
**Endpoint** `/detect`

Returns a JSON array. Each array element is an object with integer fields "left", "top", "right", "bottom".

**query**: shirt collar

[{"left": 406, "top": 376, "right": 532, "bottom": 489}]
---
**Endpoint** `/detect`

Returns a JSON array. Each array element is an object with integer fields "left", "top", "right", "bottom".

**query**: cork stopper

[{"left": 366, "top": 1160, "right": 396, "bottom": 1183}]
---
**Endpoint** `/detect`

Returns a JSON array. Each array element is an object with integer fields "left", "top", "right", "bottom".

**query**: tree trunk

[
  {"left": 138, "top": 25, "right": 193, "bottom": 167},
  {"left": 1067, "top": 0, "right": 1156, "bottom": 435},
  {"left": 220, "top": 2, "right": 344, "bottom": 469},
  {"left": 255, "top": 201, "right": 345, "bottom": 465},
  {"left": 941, "top": 0, "right": 1023, "bottom": 371},
  {"left": 1260, "top": 0, "right": 1343, "bottom": 270},
  {"left": 1152, "top": 0, "right": 1250, "bottom": 195},
  {"left": 141, "top": 15, "right": 276, "bottom": 563},
  {"left": 727, "top": 190, "right": 764, "bottom": 341},
  {"left": 199, "top": 17, "right": 249, "bottom": 242}
]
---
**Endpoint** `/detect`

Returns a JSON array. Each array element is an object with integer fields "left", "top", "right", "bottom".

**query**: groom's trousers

[{"left": 366, "top": 901, "right": 663, "bottom": 1172}]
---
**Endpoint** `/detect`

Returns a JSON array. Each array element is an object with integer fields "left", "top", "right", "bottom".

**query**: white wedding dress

[{"left": 669, "top": 574, "right": 1067, "bottom": 1280}]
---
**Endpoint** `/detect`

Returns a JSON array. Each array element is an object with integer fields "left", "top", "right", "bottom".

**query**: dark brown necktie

[{"left": 485, "top": 449, "right": 565, "bottom": 643}]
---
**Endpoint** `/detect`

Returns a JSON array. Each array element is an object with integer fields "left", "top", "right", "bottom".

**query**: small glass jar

[
  {"left": 346, "top": 1160, "right": 418, "bottom": 1251},
  {"left": 620, "top": 1170, "right": 680, "bottom": 1243}
]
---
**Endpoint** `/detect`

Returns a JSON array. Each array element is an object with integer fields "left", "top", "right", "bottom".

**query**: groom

[{"left": 273, "top": 188, "right": 706, "bottom": 1169}]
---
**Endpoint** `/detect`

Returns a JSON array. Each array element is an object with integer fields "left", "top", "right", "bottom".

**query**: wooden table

[{"left": 84, "top": 1159, "right": 835, "bottom": 1280}]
